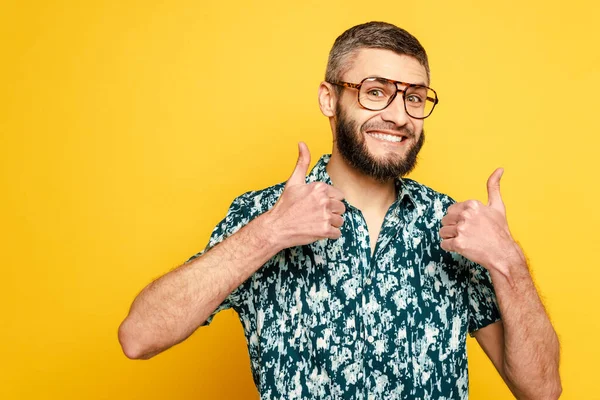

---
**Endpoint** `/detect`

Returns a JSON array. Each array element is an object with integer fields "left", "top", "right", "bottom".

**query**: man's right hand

[
  {"left": 119, "top": 142, "right": 345, "bottom": 359},
  {"left": 265, "top": 142, "right": 346, "bottom": 250}
]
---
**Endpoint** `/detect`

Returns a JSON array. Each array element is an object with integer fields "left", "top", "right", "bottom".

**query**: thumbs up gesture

[
  {"left": 265, "top": 142, "right": 346, "bottom": 249},
  {"left": 440, "top": 169, "right": 522, "bottom": 275}
]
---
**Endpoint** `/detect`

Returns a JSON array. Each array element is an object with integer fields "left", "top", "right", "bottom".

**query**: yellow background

[{"left": 1, "top": 0, "right": 598, "bottom": 398}]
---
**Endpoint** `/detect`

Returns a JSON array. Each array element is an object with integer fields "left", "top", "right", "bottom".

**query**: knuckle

[
  {"left": 330, "top": 228, "right": 342, "bottom": 239},
  {"left": 441, "top": 239, "right": 451, "bottom": 252},
  {"left": 467, "top": 200, "right": 482, "bottom": 211},
  {"left": 313, "top": 182, "right": 327, "bottom": 191}
]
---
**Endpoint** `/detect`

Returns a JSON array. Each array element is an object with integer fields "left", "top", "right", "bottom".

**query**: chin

[{"left": 370, "top": 147, "right": 407, "bottom": 164}]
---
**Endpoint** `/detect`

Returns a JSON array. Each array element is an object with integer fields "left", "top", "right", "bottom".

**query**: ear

[{"left": 318, "top": 81, "right": 336, "bottom": 117}]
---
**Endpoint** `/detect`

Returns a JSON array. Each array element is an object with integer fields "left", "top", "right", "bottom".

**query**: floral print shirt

[{"left": 187, "top": 154, "right": 501, "bottom": 399}]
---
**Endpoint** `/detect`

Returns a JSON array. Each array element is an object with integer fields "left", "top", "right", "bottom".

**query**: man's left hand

[{"left": 439, "top": 168, "right": 523, "bottom": 277}]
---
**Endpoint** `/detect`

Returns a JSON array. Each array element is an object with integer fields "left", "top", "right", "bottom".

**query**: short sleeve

[
  {"left": 184, "top": 196, "right": 251, "bottom": 326},
  {"left": 466, "top": 259, "right": 502, "bottom": 335}
]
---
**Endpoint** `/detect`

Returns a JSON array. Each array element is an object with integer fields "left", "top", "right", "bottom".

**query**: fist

[
  {"left": 439, "top": 169, "right": 521, "bottom": 275},
  {"left": 266, "top": 142, "right": 346, "bottom": 249}
]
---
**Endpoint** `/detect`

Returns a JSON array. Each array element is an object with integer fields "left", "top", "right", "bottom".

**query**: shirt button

[
  {"left": 357, "top": 287, "right": 362, "bottom": 293},
  {"left": 365, "top": 278, "right": 372, "bottom": 285},
  {"left": 367, "top": 335, "right": 374, "bottom": 343}
]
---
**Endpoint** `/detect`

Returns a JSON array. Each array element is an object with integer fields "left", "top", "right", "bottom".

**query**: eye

[
  {"left": 367, "top": 88, "right": 385, "bottom": 97},
  {"left": 406, "top": 94, "right": 423, "bottom": 103}
]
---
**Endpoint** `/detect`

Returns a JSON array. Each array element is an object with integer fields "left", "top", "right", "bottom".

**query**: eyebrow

[{"left": 369, "top": 75, "right": 428, "bottom": 87}]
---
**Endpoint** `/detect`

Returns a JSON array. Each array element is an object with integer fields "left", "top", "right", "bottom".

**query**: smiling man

[{"left": 119, "top": 22, "right": 561, "bottom": 399}]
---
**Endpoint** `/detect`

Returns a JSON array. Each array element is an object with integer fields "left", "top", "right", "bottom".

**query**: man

[{"left": 119, "top": 22, "right": 561, "bottom": 399}]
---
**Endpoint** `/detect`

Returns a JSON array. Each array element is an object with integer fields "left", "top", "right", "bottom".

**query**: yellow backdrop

[{"left": 1, "top": 0, "right": 598, "bottom": 398}]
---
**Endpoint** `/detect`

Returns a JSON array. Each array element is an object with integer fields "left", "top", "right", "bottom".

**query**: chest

[
  {"left": 245, "top": 226, "right": 472, "bottom": 399},
  {"left": 362, "top": 211, "right": 387, "bottom": 255},
  {"left": 254, "top": 211, "right": 468, "bottom": 325}
]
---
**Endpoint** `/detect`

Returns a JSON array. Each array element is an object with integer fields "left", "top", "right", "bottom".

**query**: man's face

[{"left": 333, "top": 48, "right": 428, "bottom": 182}]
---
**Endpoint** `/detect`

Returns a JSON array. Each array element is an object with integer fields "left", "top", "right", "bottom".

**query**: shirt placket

[
  {"left": 347, "top": 204, "right": 380, "bottom": 398},
  {"left": 362, "top": 201, "right": 406, "bottom": 399}
]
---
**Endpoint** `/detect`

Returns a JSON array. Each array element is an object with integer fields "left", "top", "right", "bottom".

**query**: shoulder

[
  {"left": 229, "top": 181, "right": 286, "bottom": 219},
  {"left": 203, "top": 181, "right": 286, "bottom": 248}
]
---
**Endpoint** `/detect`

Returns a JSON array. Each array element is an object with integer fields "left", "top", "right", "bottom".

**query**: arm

[
  {"left": 118, "top": 214, "right": 279, "bottom": 360},
  {"left": 118, "top": 142, "right": 345, "bottom": 360},
  {"left": 440, "top": 169, "right": 561, "bottom": 399},
  {"left": 473, "top": 251, "right": 561, "bottom": 399}
]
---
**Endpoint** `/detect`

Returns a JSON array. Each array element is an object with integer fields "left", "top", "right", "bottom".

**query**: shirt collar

[{"left": 306, "top": 154, "right": 418, "bottom": 208}]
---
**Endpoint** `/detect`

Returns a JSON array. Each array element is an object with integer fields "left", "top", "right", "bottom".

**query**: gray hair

[{"left": 325, "top": 21, "right": 430, "bottom": 90}]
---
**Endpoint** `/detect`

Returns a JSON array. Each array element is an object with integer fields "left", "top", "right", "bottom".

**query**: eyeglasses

[{"left": 328, "top": 77, "right": 439, "bottom": 119}]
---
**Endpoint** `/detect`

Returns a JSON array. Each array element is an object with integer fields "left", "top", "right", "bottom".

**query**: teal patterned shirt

[{"left": 187, "top": 154, "right": 501, "bottom": 399}]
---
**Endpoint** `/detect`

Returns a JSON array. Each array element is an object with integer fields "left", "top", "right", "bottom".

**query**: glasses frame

[{"left": 328, "top": 77, "right": 439, "bottom": 119}]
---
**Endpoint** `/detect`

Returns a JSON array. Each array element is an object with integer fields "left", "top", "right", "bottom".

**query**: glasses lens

[
  {"left": 358, "top": 78, "right": 397, "bottom": 111},
  {"left": 404, "top": 85, "right": 437, "bottom": 118}
]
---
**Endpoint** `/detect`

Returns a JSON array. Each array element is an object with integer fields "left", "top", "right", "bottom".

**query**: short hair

[{"left": 325, "top": 21, "right": 430, "bottom": 90}]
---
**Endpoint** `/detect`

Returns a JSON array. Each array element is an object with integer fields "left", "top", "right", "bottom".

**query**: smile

[{"left": 367, "top": 132, "right": 406, "bottom": 143}]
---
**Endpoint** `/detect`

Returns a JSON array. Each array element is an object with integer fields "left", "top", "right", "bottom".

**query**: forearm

[
  {"left": 488, "top": 245, "right": 561, "bottom": 399},
  {"left": 118, "top": 213, "right": 281, "bottom": 360}
]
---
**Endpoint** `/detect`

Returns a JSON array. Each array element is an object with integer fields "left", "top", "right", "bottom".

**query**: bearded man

[{"left": 119, "top": 21, "right": 561, "bottom": 399}]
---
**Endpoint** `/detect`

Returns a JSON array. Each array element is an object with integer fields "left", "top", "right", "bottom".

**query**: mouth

[{"left": 365, "top": 130, "right": 409, "bottom": 144}]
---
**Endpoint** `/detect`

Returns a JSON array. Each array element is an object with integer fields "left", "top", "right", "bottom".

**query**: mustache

[{"left": 360, "top": 122, "right": 415, "bottom": 138}]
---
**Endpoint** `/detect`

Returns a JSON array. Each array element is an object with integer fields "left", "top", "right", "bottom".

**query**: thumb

[
  {"left": 487, "top": 167, "right": 505, "bottom": 209},
  {"left": 286, "top": 142, "right": 311, "bottom": 186}
]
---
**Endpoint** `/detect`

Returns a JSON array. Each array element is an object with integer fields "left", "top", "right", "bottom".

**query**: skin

[
  {"left": 118, "top": 144, "right": 346, "bottom": 359},
  {"left": 320, "top": 48, "right": 561, "bottom": 399},
  {"left": 440, "top": 172, "right": 562, "bottom": 399},
  {"left": 320, "top": 48, "right": 427, "bottom": 254},
  {"left": 119, "top": 46, "right": 561, "bottom": 399}
]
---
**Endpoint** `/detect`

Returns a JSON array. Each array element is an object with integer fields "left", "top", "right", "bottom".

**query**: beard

[{"left": 334, "top": 106, "right": 425, "bottom": 183}]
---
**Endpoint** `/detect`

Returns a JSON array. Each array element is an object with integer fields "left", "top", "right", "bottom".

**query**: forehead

[{"left": 343, "top": 48, "right": 428, "bottom": 86}]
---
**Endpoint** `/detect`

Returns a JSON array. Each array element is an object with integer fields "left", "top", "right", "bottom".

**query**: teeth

[{"left": 368, "top": 133, "right": 404, "bottom": 143}]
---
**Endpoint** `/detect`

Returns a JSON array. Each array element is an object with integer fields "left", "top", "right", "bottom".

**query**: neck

[{"left": 326, "top": 151, "right": 397, "bottom": 213}]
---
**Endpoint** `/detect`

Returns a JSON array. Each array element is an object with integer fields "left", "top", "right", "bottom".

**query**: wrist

[
  {"left": 253, "top": 210, "right": 287, "bottom": 253},
  {"left": 488, "top": 241, "right": 527, "bottom": 282}
]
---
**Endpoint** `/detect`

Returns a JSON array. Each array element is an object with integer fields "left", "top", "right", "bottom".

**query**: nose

[{"left": 379, "top": 91, "right": 410, "bottom": 126}]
